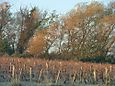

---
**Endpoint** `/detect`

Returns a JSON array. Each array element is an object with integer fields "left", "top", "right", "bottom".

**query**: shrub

[
  {"left": 12, "top": 53, "right": 33, "bottom": 58},
  {"left": 80, "top": 56, "right": 106, "bottom": 63}
]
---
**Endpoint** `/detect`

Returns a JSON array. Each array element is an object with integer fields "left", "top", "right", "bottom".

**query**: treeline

[{"left": 0, "top": 1, "right": 115, "bottom": 63}]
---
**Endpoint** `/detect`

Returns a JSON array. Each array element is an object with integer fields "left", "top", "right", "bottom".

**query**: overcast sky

[{"left": 0, "top": 0, "right": 113, "bottom": 14}]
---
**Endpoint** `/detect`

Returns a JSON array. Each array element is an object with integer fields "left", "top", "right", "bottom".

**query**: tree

[
  {"left": 0, "top": 2, "right": 12, "bottom": 55},
  {"left": 27, "top": 29, "right": 47, "bottom": 56},
  {"left": 61, "top": 1, "right": 115, "bottom": 60},
  {"left": 16, "top": 7, "right": 41, "bottom": 54},
  {"left": 26, "top": 11, "right": 60, "bottom": 57}
]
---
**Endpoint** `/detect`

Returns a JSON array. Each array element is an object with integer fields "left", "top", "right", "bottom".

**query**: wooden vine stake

[
  {"left": 109, "top": 65, "right": 112, "bottom": 84},
  {"left": 80, "top": 66, "right": 83, "bottom": 82},
  {"left": 105, "top": 67, "right": 108, "bottom": 85},
  {"left": 46, "top": 62, "right": 48, "bottom": 75},
  {"left": 72, "top": 71, "right": 76, "bottom": 84},
  {"left": 9, "top": 62, "right": 12, "bottom": 72},
  {"left": 39, "top": 68, "right": 43, "bottom": 81},
  {"left": 89, "top": 65, "right": 93, "bottom": 83},
  {"left": 24, "top": 64, "right": 26, "bottom": 70},
  {"left": 12, "top": 65, "right": 15, "bottom": 79},
  {"left": 19, "top": 68, "right": 22, "bottom": 80},
  {"left": 93, "top": 68, "right": 96, "bottom": 84},
  {"left": 30, "top": 67, "right": 32, "bottom": 84},
  {"left": 56, "top": 62, "right": 61, "bottom": 83}
]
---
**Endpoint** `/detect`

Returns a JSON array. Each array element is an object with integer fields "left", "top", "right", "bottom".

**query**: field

[{"left": 0, "top": 57, "right": 115, "bottom": 86}]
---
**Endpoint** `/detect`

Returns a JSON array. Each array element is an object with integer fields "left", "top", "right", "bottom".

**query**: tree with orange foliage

[
  {"left": 27, "top": 29, "right": 47, "bottom": 56},
  {"left": 26, "top": 11, "right": 60, "bottom": 57},
  {"left": 61, "top": 1, "right": 115, "bottom": 60}
]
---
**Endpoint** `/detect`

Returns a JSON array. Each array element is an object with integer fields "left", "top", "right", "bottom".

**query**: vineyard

[{"left": 0, "top": 57, "right": 115, "bottom": 85}]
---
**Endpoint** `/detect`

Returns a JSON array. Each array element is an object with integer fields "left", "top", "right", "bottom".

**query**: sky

[{"left": 0, "top": 0, "right": 113, "bottom": 14}]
